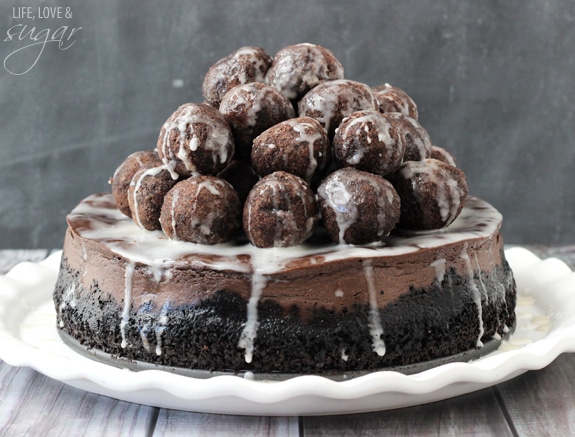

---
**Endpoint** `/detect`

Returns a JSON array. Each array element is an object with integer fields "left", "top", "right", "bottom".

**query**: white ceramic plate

[{"left": 0, "top": 248, "right": 574, "bottom": 416}]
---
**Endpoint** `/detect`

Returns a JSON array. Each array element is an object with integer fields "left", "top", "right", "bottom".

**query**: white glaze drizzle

[
  {"left": 145, "top": 264, "right": 166, "bottom": 283},
  {"left": 130, "top": 165, "right": 165, "bottom": 229},
  {"left": 237, "top": 247, "right": 309, "bottom": 362},
  {"left": 317, "top": 175, "right": 356, "bottom": 244},
  {"left": 238, "top": 271, "right": 266, "bottom": 363},
  {"left": 170, "top": 189, "right": 180, "bottom": 240},
  {"left": 430, "top": 258, "right": 447, "bottom": 284},
  {"left": 190, "top": 179, "right": 226, "bottom": 239},
  {"left": 228, "top": 83, "right": 264, "bottom": 127},
  {"left": 363, "top": 261, "right": 386, "bottom": 356},
  {"left": 473, "top": 252, "right": 489, "bottom": 305},
  {"left": 80, "top": 241, "right": 88, "bottom": 262},
  {"left": 121, "top": 262, "right": 135, "bottom": 348},
  {"left": 58, "top": 282, "right": 77, "bottom": 327},
  {"left": 460, "top": 244, "right": 484, "bottom": 347},
  {"left": 140, "top": 319, "right": 152, "bottom": 353},
  {"left": 284, "top": 118, "right": 323, "bottom": 182},
  {"left": 70, "top": 193, "right": 502, "bottom": 275},
  {"left": 155, "top": 300, "right": 170, "bottom": 355}
]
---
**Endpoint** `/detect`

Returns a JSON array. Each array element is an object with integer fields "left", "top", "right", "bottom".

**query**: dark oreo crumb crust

[{"left": 54, "top": 254, "right": 516, "bottom": 374}]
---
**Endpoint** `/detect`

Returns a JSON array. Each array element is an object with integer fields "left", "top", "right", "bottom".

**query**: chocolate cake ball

[
  {"left": 385, "top": 112, "right": 432, "bottom": 162},
  {"left": 217, "top": 159, "right": 260, "bottom": 204},
  {"left": 251, "top": 117, "right": 330, "bottom": 184},
  {"left": 298, "top": 79, "right": 378, "bottom": 139},
  {"left": 110, "top": 150, "right": 162, "bottom": 218},
  {"left": 430, "top": 145, "right": 457, "bottom": 167},
  {"left": 317, "top": 167, "right": 400, "bottom": 245},
  {"left": 265, "top": 43, "right": 344, "bottom": 102},
  {"left": 243, "top": 171, "right": 318, "bottom": 248},
  {"left": 157, "top": 103, "right": 235, "bottom": 179},
  {"left": 219, "top": 82, "right": 295, "bottom": 158},
  {"left": 128, "top": 167, "right": 179, "bottom": 231},
  {"left": 372, "top": 83, "right": 418, "bottom": 120},
  {"left": 202, "top": 46, "right": 272, "bottom": 108},
  {"left": 390, "top": 159, "right": 468, "bottom": 231},
  {"left": 160, "top": 176, "right": 241, "bottom": 245},
  {"left": 332, "top": 110, "right": 406, "bottom": 177}
]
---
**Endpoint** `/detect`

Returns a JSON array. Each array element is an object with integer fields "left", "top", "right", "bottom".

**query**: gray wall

[{"left": 1, "top": 0, "right": 574, "bottom": 248}]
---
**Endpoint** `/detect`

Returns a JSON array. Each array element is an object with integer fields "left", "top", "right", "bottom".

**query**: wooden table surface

[{"left": 1, "top": 247, "right": 574, "bottom": 436}]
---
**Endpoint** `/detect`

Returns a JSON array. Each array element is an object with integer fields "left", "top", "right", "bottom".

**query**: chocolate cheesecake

[
  {"left": 53, "top": 43, "right": 516, "bottom": 378},
  {"left": 54, "top": 192, "right": 515, "bottom": 376}
]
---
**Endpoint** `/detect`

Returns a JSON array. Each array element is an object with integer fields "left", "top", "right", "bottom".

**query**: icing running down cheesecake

[
  {"left": 54, "top": 192, "right": 515, "bottom": 375},
  {"left": 53, "top": 43, "right": 516, "bottom": 377}
]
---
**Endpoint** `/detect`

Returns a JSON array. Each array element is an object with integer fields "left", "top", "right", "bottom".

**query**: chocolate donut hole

[
  {"left": 219, "top": 82, "right": 295, "bottom": 159},
  {"left": 390, "top": 159, "right": 468, "bottom": 231},
  {"left": 160, "top": 176, "right": 241, "bottom": 245},
  {"left": 157, "top": 103, "right": 235, "bottom": 179},
  {"left": 266, "top": 43, "right": 344, "bottom": 102},
  {"left": 128, "top": 167, "right": 179, "bottom": 231},
  {"left": 243, "top": 171, "right": 318, "bottom": 248},
  {"left": 332, "top": 110, "right": 405, "bottom": 177},
  {"left": 298, "top": 79, "right": 378, "bottom": 139},
  {"left": 110, "top": 150, "right": 162, "bottom": 218},
  {"left": 317, "top": 167, "right": 401, "bottom": 245},
  {"left": 372, "top": 83, "right": 418, "bottom": 120},
  {"left": 251, "top": 117, "right": 330, "bottom": 183},
  {"left": 202, "top": 46, "right": 272, "bottom": 108}
]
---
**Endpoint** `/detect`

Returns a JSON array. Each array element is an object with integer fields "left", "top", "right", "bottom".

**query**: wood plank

[
  {"left": 302, "top": 388, "right": 514, "bottom": 436},
  {"left": 152, "top": 409, "right": 299, "bottom": 436},
  {"left": 0, "top": 249, "right": 49, "bottom": 274},
  {"left": 495, "top": 353, "right": 575, "bottom": 437},
  {"left": 0, "top": 362, "right": 156, "bottom": 436}
]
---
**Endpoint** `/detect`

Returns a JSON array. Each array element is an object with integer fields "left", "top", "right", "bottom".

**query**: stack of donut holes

[{"left": 111, "top": 43, "right": 468, "bottom": 248}]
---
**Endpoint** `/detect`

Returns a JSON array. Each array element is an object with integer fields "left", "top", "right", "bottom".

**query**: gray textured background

[{"left": 1, "top": 0, "right": 574, "bottom": 248}]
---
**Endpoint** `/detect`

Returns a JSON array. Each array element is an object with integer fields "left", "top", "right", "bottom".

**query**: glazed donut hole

[
  {"left": 251, "top": 117, "right": 330, "bottom": 184},
  {"left": 317, "top": 167, "right": 401, "bottom": 245},
  {"left": 298, "top": 79, "right": 378, "bottom": 139},
  {"left": 372, "top": 83, "right": 418, "bottom": 120},
  {"left": 430, "top": 145, "right": 457, "bottom": 167},
  {"left": 157, "top": 103, "right": 235, "bottom": 179},
  {"left": 219, "top": 82, "right": 295, "bottom": 159},
  {"left": 385, "top": 112, "right": 432, "bottom": 162},
  {"left": 110, "top": 150, "right": 163, "bottom": 218},
  {"left": 160, "top": 175, "right": 241, "bottom": 245},
  {"left": 202, "top": 46, "right": 272, "bottom": 108},
  {"left": 243, "top": 171, "right": 318, "bottom": 248},
  {"left": 265, "top": 43, "right": 344, "bottom": 103},
  {"left": 128, "top": 167, "right": 179, "bottom": 231},
  {"left": 332, "top": 110, "right": 405, "bottom": 177},
  {"left": 389, "top": 159, "right": 468, "bottom": 231}
]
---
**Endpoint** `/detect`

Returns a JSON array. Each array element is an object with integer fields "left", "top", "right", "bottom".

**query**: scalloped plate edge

[{"left": 0, "top": 248, "right": 574, "bottom": 415}]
